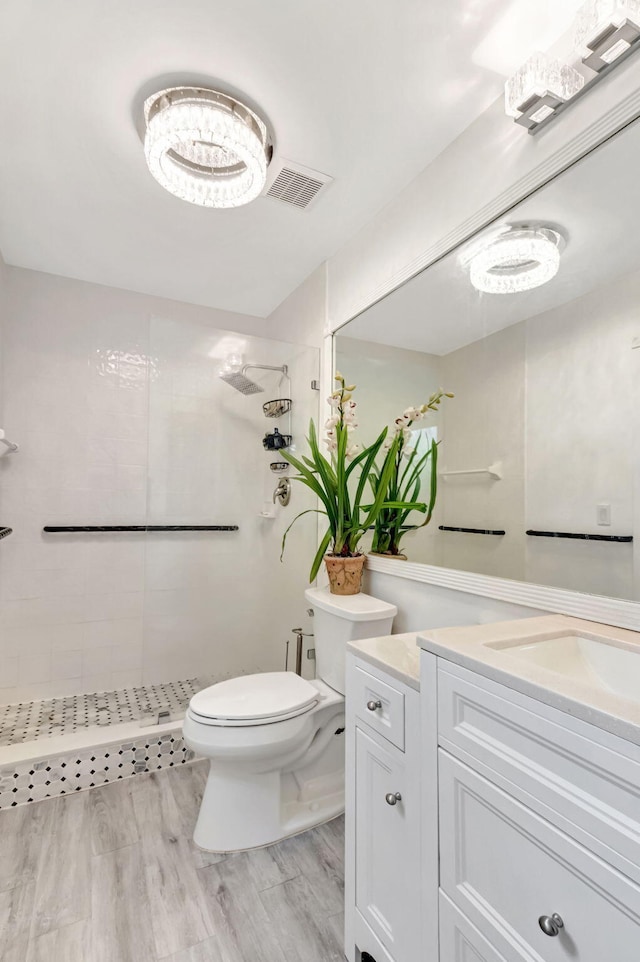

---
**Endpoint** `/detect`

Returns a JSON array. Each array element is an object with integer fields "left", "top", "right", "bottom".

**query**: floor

[
  {"left": 0, "top": 760, "right": 346, "bottom": 962},
  {"left": 0, "top": 679, "right": 203, "bottom": 746}
]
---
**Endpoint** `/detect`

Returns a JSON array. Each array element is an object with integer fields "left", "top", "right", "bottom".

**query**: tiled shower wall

[{"left": 0, "top": 267, "right": 318, "bottom": 704}]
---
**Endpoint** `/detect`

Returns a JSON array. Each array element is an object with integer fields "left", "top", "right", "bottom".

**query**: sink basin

[{"left": 486, "top": 630, "right": 640, "bottom": 702}]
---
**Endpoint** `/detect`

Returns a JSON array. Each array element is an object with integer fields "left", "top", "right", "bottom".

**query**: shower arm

[{"left": 242, "top": 363, "right": 288, "bottom": 377}]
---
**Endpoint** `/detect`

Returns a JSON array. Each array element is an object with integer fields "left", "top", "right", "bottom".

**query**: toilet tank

[{"left": 304, "top": 587, "right": 398, "bottom": 695}]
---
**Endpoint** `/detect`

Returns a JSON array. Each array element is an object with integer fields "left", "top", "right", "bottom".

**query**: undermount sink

[{"left": 486, "top": 630, "right": 640, "bottom": 703}]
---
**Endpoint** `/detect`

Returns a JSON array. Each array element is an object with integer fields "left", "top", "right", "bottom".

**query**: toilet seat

[{"left": 188, "top": 671, "right": 321, "bottom": 727}]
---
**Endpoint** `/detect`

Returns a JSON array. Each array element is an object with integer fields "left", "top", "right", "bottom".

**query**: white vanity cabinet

[
  {"left": 345, "top": 654, "right": 422, "bottom": 962},
  {"left": 346, "top": 619, "right": 640, "bottom": 962},
  {"left": 431, "top": 657, "right": 640, "bottom": 962}
]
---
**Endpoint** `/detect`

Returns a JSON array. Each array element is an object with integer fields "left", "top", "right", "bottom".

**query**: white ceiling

[
  {"left": 341, "top": 118, "right": 640, "bottom": 355},
  {"left": 0, "top": 1, "right": 576, "bottom": 319}
]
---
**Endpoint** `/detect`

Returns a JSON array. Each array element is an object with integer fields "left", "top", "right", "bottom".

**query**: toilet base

[{"left": 193, "top": 726, "right": 345, "bottom": 852}]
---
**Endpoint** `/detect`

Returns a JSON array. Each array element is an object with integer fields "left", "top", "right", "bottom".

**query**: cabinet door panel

[
  {"left": 439, "top": 893, "right": 513, "bottom": 962},
  {"left": 438, "top": 662, "right": 640, "bottom": 884},
  {"left": 439, "top": 750, "right": 640, "bottom": 962},
  {"left": 355, "top": 728, "right": 418, "bottom": 961}
]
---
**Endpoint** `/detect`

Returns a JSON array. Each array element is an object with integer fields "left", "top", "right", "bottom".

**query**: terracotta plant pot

[{"left": 324, "top": 554, "right": 365, "bottom": 595}]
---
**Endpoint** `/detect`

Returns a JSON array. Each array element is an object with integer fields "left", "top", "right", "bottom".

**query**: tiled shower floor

[{"left": 0, "top": 679, "right": 202, "bottom": 747}]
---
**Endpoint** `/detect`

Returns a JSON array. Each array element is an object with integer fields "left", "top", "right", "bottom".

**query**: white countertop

[
  {"left": 419, "top": 614, "right": 640, "bottom": 745},
  {"left": 347, "top": 632, "right": 420, "bottom": 691}
]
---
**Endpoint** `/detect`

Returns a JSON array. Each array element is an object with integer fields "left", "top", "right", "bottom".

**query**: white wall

[
  {"left": 439, "top": 321, "right": 526, "bottom": 580},
  {"left": 365, "top": 569, "right": 546, "bottom": 633},
  {"left": 266, "top": 264, "right": 327, "bottom": 349},
  {"left": 0, "top": 267, "right": 319, "bottom": 703},
  {"left": 525, "top": 268, "right": 638, "bottom": 599}
]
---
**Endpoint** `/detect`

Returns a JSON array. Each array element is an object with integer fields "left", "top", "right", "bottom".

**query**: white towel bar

[{"left": 440, "top": 461, "right": 502, "bottom": 481}]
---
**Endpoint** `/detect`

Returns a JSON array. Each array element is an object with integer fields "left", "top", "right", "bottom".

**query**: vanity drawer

[
  {"left": 438, "top": 661, "right": 640, "bottom": 883},
  {"left": 439, "top": 893, "right": 512, "bottom": 962},
  {"left": 352, "top": 665, "right": 405, "bottom": 750},
  {"left": 439, "top": 750, "right": 640, "bottom": 962}
]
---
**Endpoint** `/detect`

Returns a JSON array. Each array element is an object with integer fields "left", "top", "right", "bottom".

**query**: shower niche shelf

[{"left": 263, "top": 398, "right": 292, "bottom": 418}]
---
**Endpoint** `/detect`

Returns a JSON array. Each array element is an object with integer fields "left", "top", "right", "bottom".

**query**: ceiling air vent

[{"left": 265, "top": 160, "right": 333, "bottom": 210}]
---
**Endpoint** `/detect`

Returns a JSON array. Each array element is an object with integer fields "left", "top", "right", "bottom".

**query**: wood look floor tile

[
  {"left": 161, "top": 935, "right": 231, "bottom": 962},
  {"left": 27, "top": 918, "right": 92, "bottom": 962},
  {"left": 0, "top": 880, "right": 35, "bottom": 949},
  {"left": 165, "top": 761, "right": 207, "bottom": 838},
  {"left": 91, "top": 843, "right": 156, "bottom": 962},
  {"left": 0, "top": 796, "right": 57, "bottom": 894},
  {"left": 0, "top": 765, "right": 347, "bottom": 962},
  {"left": 143, "top": 834, "right": 215, "bottom": 959},
  {"left": 130, "top": 771, "right": 183, "bottom": 846},
  {"left": 31, "top": 792, "right": 91, "bottom": 938},
  {"left": 280, "top": 821, "right": 345, "bottom": 914},
  {"left": 259, "top": 874, "right": 345, "bottom": 962},
  {"left": 198, "top": 853, "right": 287, "bottom": 962},
  {"left": 88, "top": 779, "right": 139, "bottom": 855}
]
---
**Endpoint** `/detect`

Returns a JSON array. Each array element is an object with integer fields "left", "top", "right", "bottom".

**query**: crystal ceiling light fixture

[
  {"left": 573, "top": 0, "right": 640, "bottom": 70},
  {"left": 143, "top": 86, "right": 272, "bottom": 208},
  {"left": 505, "top": 53, "right": 585, "bottom": 130},
  {"left": 468, "top": 227, "right": 563, "bottom": 295}
]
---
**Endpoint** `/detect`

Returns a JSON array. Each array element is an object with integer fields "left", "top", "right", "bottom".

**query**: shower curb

[{"left": 0, "top": 726, "right": 201, "bottom": 810}]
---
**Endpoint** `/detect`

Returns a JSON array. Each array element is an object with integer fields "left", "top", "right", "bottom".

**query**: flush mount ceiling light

[
  {"left": 573, "top": 0, "right": 640, "bottom": 70},
  {"left": 468, "top": 227, "right": 563, "bottom": 294},
  {"left": 143, "top": 86, "right": 272, "bottom": 208},
  {"left": 505, "top": 53, "right": 585, "bottom": 129}
]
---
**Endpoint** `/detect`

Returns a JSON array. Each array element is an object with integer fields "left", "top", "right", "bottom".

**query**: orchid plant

[
  {"left": 281, "top": 374, "right": 429, "bottom": 582},
  {"left": 369, "top": 391, "right": 453, "bottom": 557}
]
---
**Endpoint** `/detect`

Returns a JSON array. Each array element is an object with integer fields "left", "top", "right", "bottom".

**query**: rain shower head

[
  {"left": 220, "top": 371, "right": 265, "bottom": 395},
  {"left": 219, "top": 363, "right": 288, "bottom": 395}
]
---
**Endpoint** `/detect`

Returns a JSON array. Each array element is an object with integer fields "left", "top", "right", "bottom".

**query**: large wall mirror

[{"left": 335, "top": 117, "right": 640, "bottom": 604}]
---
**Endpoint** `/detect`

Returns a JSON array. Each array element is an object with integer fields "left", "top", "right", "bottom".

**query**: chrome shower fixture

[{"left": 219, "top": 363, "right": 289, "bottom": 395}]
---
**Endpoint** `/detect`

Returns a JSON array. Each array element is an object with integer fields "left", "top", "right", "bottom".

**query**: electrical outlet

[{"left": 596, "top": 503, "right": 611, "bottom": 526}]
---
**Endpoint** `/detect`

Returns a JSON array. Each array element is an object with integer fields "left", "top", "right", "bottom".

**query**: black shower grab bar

[
  {"left": 526, "top": 529, "right": 632, "bottom": 542},
  {"left": 0, "top": 527, "right": 13, "bottom": 540},
  {"left": 43, "top": 525, "right": 239, "bottom": 533},
  {"left": 438, "top": 525, "right": 505, "bottom": 536}
]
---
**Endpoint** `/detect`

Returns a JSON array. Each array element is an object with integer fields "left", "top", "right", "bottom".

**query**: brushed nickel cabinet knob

[
  {"left": 538, "top": 914, "right": 564, "bottom": 937},
  {"left": 367, "top": 699, "right": 382, "bottom": 711},
  {"left": 385, "top": 792, "right": 402, "bottom": 806}
]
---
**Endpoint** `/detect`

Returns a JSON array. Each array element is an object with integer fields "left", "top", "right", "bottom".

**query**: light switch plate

[{"left": 597, "top": 503, "right": 611, "bottom": 525}]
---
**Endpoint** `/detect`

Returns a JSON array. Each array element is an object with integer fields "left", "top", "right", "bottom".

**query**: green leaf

[
  {"left": 309, "top": 528, "right": 333, "bottom": 582},
  {"left": 280, "top": 508, "right": 326, "bottom": 562}
]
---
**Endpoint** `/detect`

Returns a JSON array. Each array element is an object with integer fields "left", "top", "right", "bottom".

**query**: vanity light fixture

[
  {"left": 506, "top": 1, "right": 640, "bottom": 132},
  {"left": 468, "top": 227, "right": 562, "bottom": 295},
  {"left": 504, "top": 53, "right": 585, "bottom": 130},
  {"left": 143, "top": 86, "right": 272, "bottom": 208},
  {"left": 573, "top": 0, "right": 640, "bottom": 70}
]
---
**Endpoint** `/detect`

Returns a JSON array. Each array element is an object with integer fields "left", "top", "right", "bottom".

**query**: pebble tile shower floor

[{"left": 0, "top": 678, "right": 202, "bottom": 747}]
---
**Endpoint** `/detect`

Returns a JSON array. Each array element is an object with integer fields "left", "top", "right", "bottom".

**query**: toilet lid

[{"left": 189, "top": 672, "right": 319, "bottom": 723}]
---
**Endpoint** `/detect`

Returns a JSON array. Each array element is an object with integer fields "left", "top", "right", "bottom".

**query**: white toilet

[{"left": 183, "top": 586, "right": 397, "bottom": 852}]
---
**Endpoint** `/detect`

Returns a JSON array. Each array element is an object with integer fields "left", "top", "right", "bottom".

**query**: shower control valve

[{"left": 273, "top": 478, "right": 291, "bottom": 506}]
